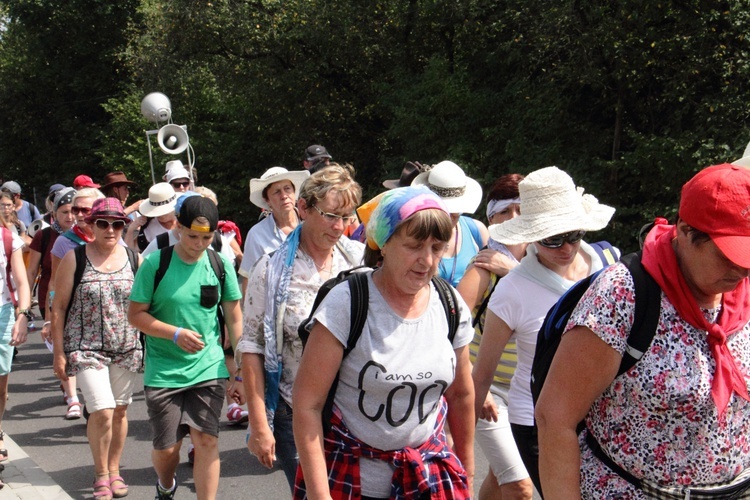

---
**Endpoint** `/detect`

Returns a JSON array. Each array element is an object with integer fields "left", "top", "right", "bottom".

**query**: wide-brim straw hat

[
  {"left": 249, "top": 167, "right": 310, "bottom": 210},
  {"left": 489, "top": 166, "right": 615, "bottom": 245},
  {"left": 139, "top": 182, "right": 177, "bottom": 217},
  {"left": 411, "top": 160, "right": 482, "bottom": 214}
]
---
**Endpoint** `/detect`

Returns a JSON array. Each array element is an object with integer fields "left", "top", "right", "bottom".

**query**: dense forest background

[{"left": 1, "top": 0, "right": 750, "bottom": 251}]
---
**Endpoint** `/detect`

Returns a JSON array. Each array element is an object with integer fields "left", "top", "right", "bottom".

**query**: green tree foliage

[
  {"left": 0, "top": 0, "right": 139, "bottom": 204},
  {"left": 3, "top": 0, "right": 750, "bottom": 248}
]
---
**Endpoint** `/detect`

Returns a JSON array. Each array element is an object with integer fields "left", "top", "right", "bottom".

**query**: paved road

[{"left": 3, "top": 324, "right": 493, "bottom": 498}]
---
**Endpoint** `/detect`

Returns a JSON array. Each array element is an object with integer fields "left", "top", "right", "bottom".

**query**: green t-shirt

[{"left": 130, "top": 248, "right": 242, "bottom": 388}]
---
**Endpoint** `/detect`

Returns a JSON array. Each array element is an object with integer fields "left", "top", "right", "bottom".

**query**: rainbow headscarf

[{"left": 366, "top": 186, "right": 449, "bottom": 249}]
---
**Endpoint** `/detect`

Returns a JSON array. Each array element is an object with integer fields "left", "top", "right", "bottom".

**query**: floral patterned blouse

[
  {"left": 63, "top": 256, "right": 143, "bottom": 375},
  {"left": 236, "top": 246, "right": 363, "bottom": 408},
  {"left": 567, "top": 262, "right": 750, "bottom": 498}
]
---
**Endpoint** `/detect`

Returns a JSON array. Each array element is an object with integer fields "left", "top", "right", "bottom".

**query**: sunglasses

[
  {"left": 538, "top": 230, "right": 586, "bottom": 248},
  {"left": 71, "top": 206, "right": 92, "bottom": 215},
  {"left": 171, "top": 181, "right": 190, "bottom": 188},
  {"left": 311, "top": 205, "right": 357, "bottom": 225},
  {"left": 94, "top": 219, "right": 126, "bottom": 231}
]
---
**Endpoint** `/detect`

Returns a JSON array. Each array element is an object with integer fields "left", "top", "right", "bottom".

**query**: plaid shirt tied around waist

[{"left": 294, "top": 398, "right": 470, "bottom": 500}]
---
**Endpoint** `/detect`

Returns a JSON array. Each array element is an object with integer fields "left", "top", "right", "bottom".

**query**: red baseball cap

[
  {"left": 679, "top": 163, "right": 750, "bottom": 268},
  {"left": 73, "top": 174, "right": 100, "bottom": 189}
]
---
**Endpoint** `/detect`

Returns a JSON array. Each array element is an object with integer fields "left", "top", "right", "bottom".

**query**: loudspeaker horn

[
  {"left": 157, "top": 124, "right": 189, "bottom": 155},
  {"left": 141, "top": 92, "right": 172, "bottom": 123}
]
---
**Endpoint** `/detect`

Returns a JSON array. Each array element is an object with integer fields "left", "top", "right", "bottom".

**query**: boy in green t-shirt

[{"left": 129, "top": 195, "right": 242, "bottom": 500}]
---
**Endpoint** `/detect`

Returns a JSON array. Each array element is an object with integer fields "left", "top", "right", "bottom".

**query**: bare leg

[
  {"left": 152, "top": 441, "right": 181, "bottom": 490},
  {"left": 107, "top": 405, "right": 128, "bottom": 472},
  {"left": 87, "top": 408, "right": 114, "bottom": 476},
  {"left": 189, "top": 427, "right": 220, "bottom": 500}
]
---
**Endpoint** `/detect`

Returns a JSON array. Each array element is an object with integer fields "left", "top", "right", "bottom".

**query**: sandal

[
  {"left": 109, "top": 474, "right": 128, "bottom": 498},
  {"left": 65, "top": 401, "right": 82, "bottom": 420},
  {"left": 93, "top": 478, "right": 112, "bottom": 500},
  {"left": 0, "top": 430, "right": 7, "bottom": 462}
]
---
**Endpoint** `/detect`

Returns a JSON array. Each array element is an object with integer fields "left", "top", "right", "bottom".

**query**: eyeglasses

[
  {"left": 71, "top": 206, "right": 92, "bottom": 215},
  {"left": 171, "top": 181, "right": 190, "bottom": 188},
  {"left": 538, "top": 230, "right": 586, "bottom": 248},
  {"left": 0, "top": 203, "right": 12, "bottom": 209},
  {"left": 311, "top": 205, "right": 357, "bottom": 225},
  {"left": 93, "top": 219, "right": 126, "bottom": 231}
]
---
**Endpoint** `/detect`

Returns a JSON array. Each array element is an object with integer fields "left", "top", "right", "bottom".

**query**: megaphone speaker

[{"left": 157, "top": 124, "right": 189, "bottom": 155}]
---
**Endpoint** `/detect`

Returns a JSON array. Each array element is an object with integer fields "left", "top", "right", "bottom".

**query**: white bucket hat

[
  {"left": 164, "top": 161, "right": 191, "bottom": 183},
  {"left": 489, "top": 166, "right": 615, "bottom": 245},
  {"left": 411, "top": 160, "right": 483, "bottom": 214},
  {"left": 249, "top": 167, "right": 310, "bottom": 210},
  {"left": 139, "top": 182, "right": 178, "bottom": 217}
]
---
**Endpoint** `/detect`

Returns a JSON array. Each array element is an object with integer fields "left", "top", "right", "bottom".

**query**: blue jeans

[{"left": 274, "top": 399, "right": 298, "bottom": 491}]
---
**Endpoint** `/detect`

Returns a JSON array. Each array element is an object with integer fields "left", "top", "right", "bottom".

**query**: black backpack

[
  {"left": 298, "top": 268, "right": 460, "bottom": 433},
  {"left": 526, "top": 251, "right": 661, "bottom": 495}
]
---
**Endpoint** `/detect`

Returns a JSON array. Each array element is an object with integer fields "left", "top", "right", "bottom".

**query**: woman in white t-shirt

[
  {"left": 472, "top": 166, "right": 615, "bottom": 496},
  {"left": 293, "top": 186, "right": 475, "bottom": 500},
  {"left": 0, "top": 211, "right": 32, "bottom": 486}
]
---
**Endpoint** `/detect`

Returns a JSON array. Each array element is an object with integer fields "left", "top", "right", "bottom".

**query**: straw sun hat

[{"left": 489, "top": 166, "right": 615, "bottom": 245}]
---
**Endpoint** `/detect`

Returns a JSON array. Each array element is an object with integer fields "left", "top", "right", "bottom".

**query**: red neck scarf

[
  {"left": 72, "top": 224, "right": 94, "bottom": 243},
  {"left": 641, "top": 223, "right": 750, "bottom": 415}
]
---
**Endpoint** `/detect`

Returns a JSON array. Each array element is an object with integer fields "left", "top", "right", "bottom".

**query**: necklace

[{"left": 301, "top": 240, "right": 332, "bottom": 274}]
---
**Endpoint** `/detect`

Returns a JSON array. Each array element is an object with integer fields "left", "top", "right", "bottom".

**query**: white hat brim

[
  {"left": 489, "top": 202, "right": 615, "bottom": 245},
  {"left": 140, "top": 199, "right": 177, "bottom": 217},
  {"left": 249, "top": 171, "right": 310, "bottom": 210},
  {"left": 411, "top": 172, "right": 483, "bottom": 215}
]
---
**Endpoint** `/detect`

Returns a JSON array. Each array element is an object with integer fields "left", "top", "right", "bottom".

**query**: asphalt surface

[{"left": 3, "top": 321, "right": 496, "bottom": 499}]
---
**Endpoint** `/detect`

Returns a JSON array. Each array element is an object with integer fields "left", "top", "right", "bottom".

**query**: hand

[
  {"left": 41, "top": 322, "right": 51, "bottom": 342},
  {"left": 124, "top": 199, "right": 143, "bottom": 216},
  {"left": 227, "top": 380, "right": 246, "bottom": 405},
  {"left": 473, "top": 249, "right": 518, "bottom": 278},
  {"left": 10, "top": 316, "right": 28, "bottom": 347},
  {"left": 247, "top": 424, "right": 276, "bottom": 469},
  {"left": 479, "top": 392, "right": 499, "bottom": 422},
  {"left": 53, "top": 353, "right": 69, "bottom": 382},
  {"left": 173, "top": 329, "right": 205, "bottom": 353}
]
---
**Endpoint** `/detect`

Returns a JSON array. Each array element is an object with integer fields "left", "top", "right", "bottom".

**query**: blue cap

[
  {"left": 174, "top": 191, "right": 200, "bottom": 216},
  {"left": 48, "top": 183, "right": 65, "bottom": 196}
]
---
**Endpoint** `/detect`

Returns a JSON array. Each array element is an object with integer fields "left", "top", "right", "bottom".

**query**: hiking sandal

[
  {"left": 65, "top": 402, "right": 82, "bottom": 420},
  {"left": 0, "top": 430, "right": 7, "bottom": 462}
]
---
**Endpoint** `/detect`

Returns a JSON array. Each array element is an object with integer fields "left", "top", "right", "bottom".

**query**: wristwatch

[{"left": 17, "top": 309, "right": 33, "bottom": 322}]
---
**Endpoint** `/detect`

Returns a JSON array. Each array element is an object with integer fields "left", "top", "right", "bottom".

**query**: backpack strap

[
  {"left": 618, "top": 251, "right": 661, "bottom": 375},
  {"left": 155, "top": 232, "right": 170, "bottom": 250},
  {"left": 206, "top": 248, "right": 226, "bottom": 291},
  {"left": 431, "top": 275, "right": 459, "bottom": 343},
  {"left": 2, "top": 228, "right": 17, "bottom": 307},
  {"left": 321, "top": 270, "right": 370, "bottom": 433},
  {"left": 125, "top": 247, "right": 139, "bottom": 274},
  {"left": 65, "top": 245, "right": 88, "bottom": 322},
  {"left": 472, "top": 274, "right": 499, "bottom": 329},
  {"left": 590, "top": 241, "right": 618, "bottom": 267},
  {"left": 153, "top": 246, "right": 174, "bottom": 293},
  {"left": 137, "top": 218, "right": 152, "bottom": 252},
  {"left": 211, "top": 231, "right": 223, "bottom": 253}
]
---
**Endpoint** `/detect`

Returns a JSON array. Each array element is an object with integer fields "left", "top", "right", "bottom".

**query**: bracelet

[
  {"left": 173, "top": 327, "right": 182, "bottom": 344},
  {"left": 43, "top": 321, "right": 51, "bottom": 327},
  {"left": 234, "top": 376, "right": 243, "bottom": 382},
  {"left": 17, "top": 309, "right": 33, "bottom": 322}
]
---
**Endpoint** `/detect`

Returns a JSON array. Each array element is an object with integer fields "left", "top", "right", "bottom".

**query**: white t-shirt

[
  {"left": 313, "top": 272, "right": 473, "bottom": 497},
  {"left": 1, "top": 230, "right": 24, "bottom": 306},
  {"left": 488, "top": 242, "right": 606, "bottom": 426}
]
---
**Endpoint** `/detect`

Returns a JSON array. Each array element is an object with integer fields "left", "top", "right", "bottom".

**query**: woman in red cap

[{"left": 536, "top": 164, "right": 750, "bottom": 498}]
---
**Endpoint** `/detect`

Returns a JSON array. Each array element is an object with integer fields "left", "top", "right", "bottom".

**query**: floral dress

[
  {"left": 568, "top": 262, "right": 750, "bottom": 498},
  {"left": 63, "top": 257, "right": 143, "bottom": 375}
]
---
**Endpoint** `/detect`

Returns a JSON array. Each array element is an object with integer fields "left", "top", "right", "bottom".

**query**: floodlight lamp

[{"left": 141, "top": 92, "right": 172, "bottom": 123}]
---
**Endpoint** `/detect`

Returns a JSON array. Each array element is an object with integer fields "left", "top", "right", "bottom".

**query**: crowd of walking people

[{"left": 1, "top": 146, "right": 750, "bottom": 500}]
